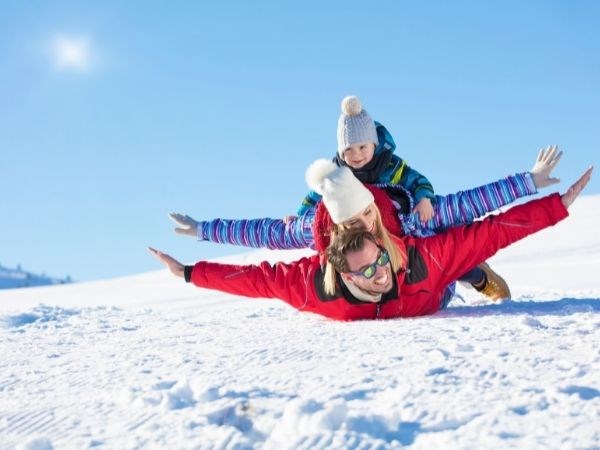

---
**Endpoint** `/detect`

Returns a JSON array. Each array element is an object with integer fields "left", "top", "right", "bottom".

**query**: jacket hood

[{"left": 373, "top": 121, "right": 396, "bottom": 156}]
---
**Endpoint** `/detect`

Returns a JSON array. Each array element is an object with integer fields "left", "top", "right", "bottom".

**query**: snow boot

[{"left": 475, "top": 262, "right": 511, "bottom": 302}]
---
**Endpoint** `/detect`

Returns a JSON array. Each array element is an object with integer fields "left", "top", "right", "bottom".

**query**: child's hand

[
  {"left": 413, "top": 198, "right": 435, "bottom": 222},
  {"left": 283, "top": 215, "right": 297, "bottom": 224}
]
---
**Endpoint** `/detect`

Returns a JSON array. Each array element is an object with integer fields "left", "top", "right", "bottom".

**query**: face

[
  {"left": 342, "top": 204, "right": 376, "bottom": 234},
  {"left": 342, "top": 141, "right": 376, "bottom": 169},
  {"left": 341, "top": 239, "right": 394, "bottom": 298}
]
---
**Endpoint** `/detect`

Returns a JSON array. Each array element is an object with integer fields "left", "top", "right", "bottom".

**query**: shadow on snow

[{"left": 438, "top": 297, "right": 600, "bottom": 318}]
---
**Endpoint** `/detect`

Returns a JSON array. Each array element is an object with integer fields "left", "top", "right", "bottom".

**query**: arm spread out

[
  {"left": 189, "top": 255, "right": 320, "bottom": 311},
  {"left": 418, "top": 193, "right": 568, "bottom": 291}
]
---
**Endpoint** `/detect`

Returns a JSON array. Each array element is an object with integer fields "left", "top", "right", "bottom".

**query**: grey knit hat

[{"left": 337, "top": 95, "right": 379, "bottom": 155}]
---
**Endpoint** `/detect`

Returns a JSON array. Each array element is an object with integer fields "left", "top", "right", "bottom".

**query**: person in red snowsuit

[{"left": 149, "top": 166, "right": 592, "bottom": 321}]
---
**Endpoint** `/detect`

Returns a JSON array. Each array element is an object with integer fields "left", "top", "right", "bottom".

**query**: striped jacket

[{"left": 197, "top": 172, "right": 538, "bottom": 251}]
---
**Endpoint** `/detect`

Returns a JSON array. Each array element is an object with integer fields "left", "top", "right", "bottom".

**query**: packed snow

[{"left": 1, "top": 195, "right": 599, "bottom": 449}]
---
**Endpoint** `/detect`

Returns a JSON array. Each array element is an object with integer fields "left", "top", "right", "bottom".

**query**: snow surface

[{"left": 1, "top": 195, "right": 599, "bottom": 449}]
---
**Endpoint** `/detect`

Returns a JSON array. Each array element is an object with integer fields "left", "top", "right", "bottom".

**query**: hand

[
  {"left": 148, "top": 247, "right": 185, "bottom": 278},
  {"left": 413, "top": 198, "right": 435, "bottom": 222},
  {"left": 531, "top": 145, "right": 563, "bottom": 189},
  {"left": 561, "top": 166, "right": 593, "bottom": 209},
  {"left": 169, "top": 213, "right": 199, "bottom": 238}
]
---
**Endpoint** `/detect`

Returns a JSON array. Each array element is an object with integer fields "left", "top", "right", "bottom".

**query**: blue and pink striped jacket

[{"left": 196, "top": 172, "right": 538, "bottom": 251}]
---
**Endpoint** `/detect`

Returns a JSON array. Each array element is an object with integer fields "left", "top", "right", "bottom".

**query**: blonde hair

[{"left": 323, "top": 204, "right": 404, "bottom": 296}]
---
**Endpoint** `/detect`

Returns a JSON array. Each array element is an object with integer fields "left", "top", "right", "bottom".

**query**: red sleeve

[
  {"left": 189, "top": 255, "right": 320, "bottom": 310},
  {"left": 418, "top": 194, "right": 568, "bottom": 290}
]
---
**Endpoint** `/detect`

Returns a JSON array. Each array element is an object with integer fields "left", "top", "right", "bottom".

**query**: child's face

[{"left": 342, "top": 142, "right": 376, "bottom": 169}]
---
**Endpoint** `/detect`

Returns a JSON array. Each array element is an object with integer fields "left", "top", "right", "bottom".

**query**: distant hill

[{"left": 0, "top": 264, "right": 72, "bottom": 289}]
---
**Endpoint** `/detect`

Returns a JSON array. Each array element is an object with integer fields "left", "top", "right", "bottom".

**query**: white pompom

[
  {"left": 305, "top": 159, "right": 338, "bottom": 195},
  {"left": 341, "top": 95, "right": 362, "bottom": 116}
]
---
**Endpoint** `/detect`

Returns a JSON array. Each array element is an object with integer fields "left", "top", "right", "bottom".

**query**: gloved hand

[
  {"left": 169, "top": 213, "right": 200, "bottom": 238},
  {"left": 531, "top": 145, "right": 563, "bottom": 189}
]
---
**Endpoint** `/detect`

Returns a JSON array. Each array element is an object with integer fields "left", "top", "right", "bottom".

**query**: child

[{"left": 297, "top": 96, "right": 435, "bottom": 222}]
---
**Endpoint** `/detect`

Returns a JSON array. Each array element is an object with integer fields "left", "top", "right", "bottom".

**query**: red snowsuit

[{"left": 188, "top": 194, "right": 568, "bottom": 321}]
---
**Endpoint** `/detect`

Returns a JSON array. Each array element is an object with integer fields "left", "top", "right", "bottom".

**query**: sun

[{"left": 51, "top": 35, "right": 91, "bottom": 72}]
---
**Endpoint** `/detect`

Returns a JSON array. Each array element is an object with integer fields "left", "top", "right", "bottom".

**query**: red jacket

[{"left": 189, "top": 194, "right": 568, "bottom": 321}]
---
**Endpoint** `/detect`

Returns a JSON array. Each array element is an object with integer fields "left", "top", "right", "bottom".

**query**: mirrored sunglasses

[{"left": 346, "top": 248, "right": 390, "bottom": 279}]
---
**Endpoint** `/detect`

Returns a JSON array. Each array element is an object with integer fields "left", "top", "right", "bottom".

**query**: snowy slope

[
  {"left": 0, "top": 265, "right": 70, "bottom": 290},
  {"left": 0, "top": 195, "right": 599, "bottom": 450}
]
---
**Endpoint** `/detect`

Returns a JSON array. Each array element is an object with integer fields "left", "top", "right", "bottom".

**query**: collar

[
  {"left": 334, "top": 270, "right": 401, "bottom": 305},
  {"left": 335, "top": 150, "right": 392, "bottom": 184}
]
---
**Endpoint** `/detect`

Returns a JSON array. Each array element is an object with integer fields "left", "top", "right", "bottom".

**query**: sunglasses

[{"left": 346, "top": 248, "right": 390, "bottom": 279}]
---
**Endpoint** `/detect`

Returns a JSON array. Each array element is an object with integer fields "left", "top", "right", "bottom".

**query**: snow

[{"left": 0, "top": 195, "right": 599, "bottom": 449}]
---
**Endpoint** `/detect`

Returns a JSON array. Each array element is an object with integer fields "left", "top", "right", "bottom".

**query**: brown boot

[{"left": 475, "top": 262, "right": 511, "bottom": 302}]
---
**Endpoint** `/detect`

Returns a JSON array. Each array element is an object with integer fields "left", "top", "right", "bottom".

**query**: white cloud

[{"left": 50, "top": 35, "right": 92, "bottom": 72}]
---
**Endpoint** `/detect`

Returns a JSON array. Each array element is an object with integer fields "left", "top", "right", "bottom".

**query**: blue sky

[{"left": 1, "top": 1, "right": 599, "bottom": 282}]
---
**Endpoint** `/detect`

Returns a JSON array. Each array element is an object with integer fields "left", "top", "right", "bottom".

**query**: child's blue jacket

[{"left": 297, "top": 122, "right": 435, "bottom": 215}]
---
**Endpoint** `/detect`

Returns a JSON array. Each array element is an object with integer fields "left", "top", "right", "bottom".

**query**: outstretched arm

[
  {"left": 400, "top": 145, "right": 565, "bottom": 236},
  {"left": 148, "top": 246, "right": 319, "bottom": 311},
  {"left": 169, "top": 211, "right": 315, "bottom": 250},
  {"left": 422, "top": 166, "right": 593, "bottom": 291}
]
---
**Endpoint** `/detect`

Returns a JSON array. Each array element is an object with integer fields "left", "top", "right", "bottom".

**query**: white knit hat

[
  {"left": 337, "top": 95, "right": 379, "bottom": 155},
  {"left": 305, "top": 159, "right": 374, "bottom": 224}
]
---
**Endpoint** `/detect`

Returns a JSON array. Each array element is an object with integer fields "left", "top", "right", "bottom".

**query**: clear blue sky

[{"left": 1, "top": 1, "right": 598, "bottom": 282}]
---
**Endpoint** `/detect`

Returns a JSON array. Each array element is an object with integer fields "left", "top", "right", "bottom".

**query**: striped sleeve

[
  {"left": 197, "top": 210, "right": 316, "bottom": 250},
  {"left": 400, "top": 172, "right": 538, "bottom": 236}
]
